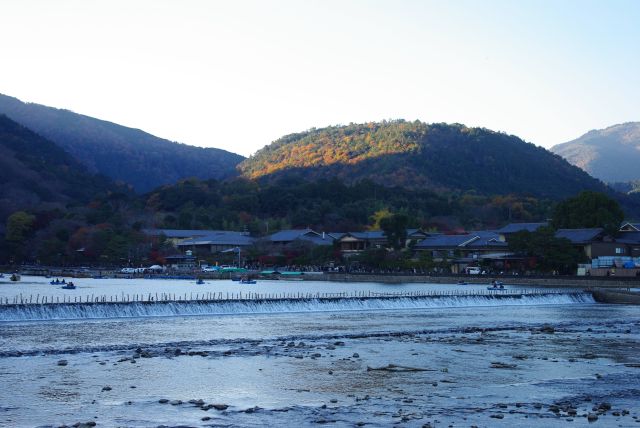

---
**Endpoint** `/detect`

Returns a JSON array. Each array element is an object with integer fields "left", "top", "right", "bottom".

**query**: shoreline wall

[
  {"left": 316, "top": 274, "right": 640, "bottom": 288},
  {"left": 592, "top": 289, "right": 640, "bottom": 304}
]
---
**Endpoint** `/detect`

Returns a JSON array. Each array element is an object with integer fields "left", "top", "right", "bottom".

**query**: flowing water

[{"left": 0, "top": 276, "right": 638, "bottom": 427}]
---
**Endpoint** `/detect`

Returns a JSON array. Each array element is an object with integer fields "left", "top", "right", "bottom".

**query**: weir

[
  {"left": 0, "top": 290, "right": 596, "bottom": 322},
  {"left": 0, "top": 289, "right": 584, "bottom": 306}
]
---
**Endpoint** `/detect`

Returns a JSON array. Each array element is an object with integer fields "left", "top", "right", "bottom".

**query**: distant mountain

[
  {"left": 0, "top": 114, "right": 116, "bottom": 219},
  {"left": 0, "top": 94, "right": 244, "bottom": 192},
  {"left": 238, "top": 120, "right": 611, "bottom": 199},
  {"left": 551, "top": 122, "right": 640, "bottom": 184}
]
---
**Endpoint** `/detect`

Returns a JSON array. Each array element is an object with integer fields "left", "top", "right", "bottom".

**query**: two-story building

[
  {"left": 267, "top": 229, "right": 336, "bottom": 246},
  {"left": 413, "top": 230, "right": 513, "bottom": 273}
]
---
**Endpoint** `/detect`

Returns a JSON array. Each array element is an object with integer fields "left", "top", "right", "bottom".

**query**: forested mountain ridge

[
  {"left": 0, "top": 114, "right": 117, "bottom": 222},
  {"left": 0, "top": 94, "right": 244, "bottom": 192},
  {"left": 551, "top": 122, "right": 640, "bottom": 184},
  {"left": 238, "top": 121, "right": 611, "bottom": 199}
]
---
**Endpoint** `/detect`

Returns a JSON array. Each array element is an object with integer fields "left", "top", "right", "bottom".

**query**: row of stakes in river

[{"left": 0, "top": 288, "right": 584, "bottom": 306}]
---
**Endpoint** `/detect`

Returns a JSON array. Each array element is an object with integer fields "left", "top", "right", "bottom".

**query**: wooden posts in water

[{"left": 0, "top": 288, "right": 579, "bottom": 307}]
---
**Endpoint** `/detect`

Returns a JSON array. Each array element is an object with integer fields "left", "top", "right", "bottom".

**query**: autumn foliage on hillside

[{"left": 239, "top": 120, "right": 610, "bottom": 199}]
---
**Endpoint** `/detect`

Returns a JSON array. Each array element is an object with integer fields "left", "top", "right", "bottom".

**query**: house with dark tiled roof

[
  {"left": 406, "top": 229, "right": 430, "bottom": 246},
  {"left": 336, "top": 231, "right": 387, "bottom": 253},
  {"left": 176, "top": 231, "right": 254, "bottom": 254},
  {"left": 143, "top": 229, "right": 213, "bottom": 245},
  {"left": 554, "top": 228, "right": 639, "bottom": 259},
  {"left": 620, "top": 222, "right": 640, "bottom": 232},
  {"left": 268, "top": 229, "right": 335, "bottom": 246},
  {"left": 615, "top": 232, "right": 640, "bottom": 258},
  {"left": 165, "top": 250, "right": 197, "bottom": 270},
  {"left": 496, "top": 222, "right": 548, "bottom": 242},
  {"left": 336, "top": 229, "right": 431, "bottom": 254},
  {"left": 414, "top": 231, "right": 510, "bottom": 259},
  {"left": 413, "top": 231, "right": 515, "bottom": 272}
]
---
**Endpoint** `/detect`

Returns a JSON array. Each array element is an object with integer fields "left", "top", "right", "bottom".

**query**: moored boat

[{"left": 61, "top": 282, "right": 76, "bottom": 290}]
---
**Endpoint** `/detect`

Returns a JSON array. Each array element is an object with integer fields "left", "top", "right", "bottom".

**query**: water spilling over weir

[{"left": 0, "top": 291, "right": 595, "bottom": 321}]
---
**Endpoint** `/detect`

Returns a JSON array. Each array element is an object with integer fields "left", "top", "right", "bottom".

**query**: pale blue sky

[{"left": 0, "top": 0, "right": 638, "bottom": 156}]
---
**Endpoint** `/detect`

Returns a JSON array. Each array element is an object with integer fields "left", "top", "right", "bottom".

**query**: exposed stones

[
  {"left": 158, "top": 399, "right": 169, "bottom": 404},
  {"left": 587, "top": 413, "right": 598, "bottom": 422},
  {"left": 101, "top": 386, "right": 112, "bottom": 392},
  {"left": 539, "top": 324, "right": 555, "bottom": 334},
  {"left": 212, "top": 404, "right": 228, "bottom": 411},
  {"left": 490, "top": 362, "right": 517, "bottom": 369},
  {"left": 57, "top": 360, "right": 68, "bottom": 366}
]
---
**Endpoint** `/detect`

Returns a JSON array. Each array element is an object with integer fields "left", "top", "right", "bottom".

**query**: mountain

[
  {"left": 238, "top": 120, "right": 611, "bottom": 199},
  {"left": 0, "top": 114, "right": 117, "bottom": 220},
  {"left": 0, "top": 94, "right": 244, "bottom": 192},
  {"left": 551, "top": 122, "right": 640, "bottom": 184}
]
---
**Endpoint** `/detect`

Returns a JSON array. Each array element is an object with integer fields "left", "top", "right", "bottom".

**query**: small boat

[
  {"left": 240, "top": 279, "right": 257, "bottom": 284},
  {"left": 231, "top": 277, "right": 241, "bottom": 282},
  {"left": 457, "top": 280, "right": 467, "bottom": 285},
  {"left": 196, "top": 279, "right": 205, "bottom": 285},
  {"left": 0, "top": 273, "right": 4, "bottom": 279},
  {"left": 488, "top": 280, "right": 504, "bottom": 290},
  {"left": 61, "top": 282, "right": 76, "bottom": 290}
]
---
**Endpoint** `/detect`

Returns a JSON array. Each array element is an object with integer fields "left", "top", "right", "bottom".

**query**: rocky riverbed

[{"left": 1, "top": 285, "right": 639, "bottom": 427}]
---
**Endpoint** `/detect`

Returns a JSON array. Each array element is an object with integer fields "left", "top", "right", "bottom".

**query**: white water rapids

[{"left": 0, "top": 293, "right": 595, "bottom": 321}]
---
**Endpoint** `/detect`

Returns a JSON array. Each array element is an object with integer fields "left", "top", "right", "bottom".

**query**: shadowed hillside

[
  {"left": 0, "top": 114, "right": 117, "bottom": 221},
  {"left": 551, "top": 122, "right": 640, "bottom": 183},
  {"left": 0, "top": 94, "right": 244, "bottom": 192}
]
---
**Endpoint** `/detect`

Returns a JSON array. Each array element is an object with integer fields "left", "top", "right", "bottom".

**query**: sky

[{"left": 0, "top": 0, "right": 638, "bottom": 157}]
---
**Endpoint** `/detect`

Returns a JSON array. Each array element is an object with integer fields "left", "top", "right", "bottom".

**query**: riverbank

[
  {"left": 10, "top": 267, "right": 640, "bottom": 288},
  {"left": 318, "top": 273, "right": 640, "bottom": 288}
]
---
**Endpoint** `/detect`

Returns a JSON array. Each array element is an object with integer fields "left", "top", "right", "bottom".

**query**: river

[{"left": 0, "top": 276, "right": 638, "bottom": 427}]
